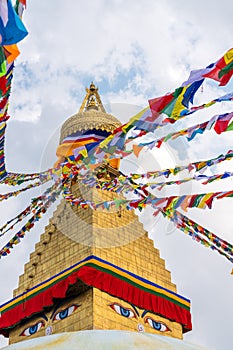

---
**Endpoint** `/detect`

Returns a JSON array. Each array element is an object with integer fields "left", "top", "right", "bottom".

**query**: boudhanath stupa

[{"left": 0, "top": 84, "right": 207, "bottom": 350}]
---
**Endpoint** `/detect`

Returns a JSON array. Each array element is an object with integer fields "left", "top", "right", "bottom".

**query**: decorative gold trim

[{"left": 60, "top": 110, "right": 121, "bottom": 143}]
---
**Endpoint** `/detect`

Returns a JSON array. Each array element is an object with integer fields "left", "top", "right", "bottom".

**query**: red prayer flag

[
  {"left": 214, "top": 113, "right": 233, "bottom": 134},
  {"left": 149, "top": 93, "right": 174, "bottom": 114},
  {"left": 204, "top": 48, "right": 233, "bottom": 86}
]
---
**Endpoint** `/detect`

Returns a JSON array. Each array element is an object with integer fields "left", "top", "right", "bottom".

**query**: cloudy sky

[{"left": 0, "top": 0, "right": 233, "bottom": 349}]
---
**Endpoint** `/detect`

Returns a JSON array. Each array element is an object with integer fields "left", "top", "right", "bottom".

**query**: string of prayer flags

[
  {"left": 0, "top": 179, "right": 61, "bottom": 238},
  {"left": 163, "top": 210, "right": 233, "bottom": 263},
  {"left": 134, "top": 111, "right": 233, "bottom": 151},
  {"left": 149, "top": 48, "right": 233, "bottom": 125},
  {"left": 181, "top": 91, "right": 233, "bottom": 118},
  {"left": 119, "top": 173, "right": 233, "bottom": 265},
  {"left": 0, "top": 199, "right": 43, "bottom": 237},
  {"left": 0, "top": 1, "right": 28, "bottom": 184},
  {"left": 62, "top": 178, "right": 122, "bottom": 210},
  {"left": 149, "top": 90, "right": 233, "bottom": 126},
  {"left": 129, "top": 149, "right": 233, "bottom": 180},
  {"left": 61, "top": 166, "right": 233, "bottom": 213},
  {"left": 4, "top": 169, "right": 53, "bottom": 185},
  {"left": 133, "top": 171, "right": 233, "bottom": 191},
  {"left": 92, "top": 91, "right": 233, "bottom": 164},
  {"left": 127, "top": 91, "right": 233, "bottom": 136},
  {"left": 0, "top": 177, "right": 52, "bottom": 203},
  {"left": 77, "top": 167, "right": 233, "bottom": 193},
  {"left": 163, "top": 190, "right": 233, "bottom": 213},
  {"left": 183, "top": 48, "right": 233, "bottom": 87},
  {"left": 0, "top": 122, "right": 6, "bottom": 179},
  {"left": 0, "top": 182, "right": 62, "bottom": 257},
  {"left": 176, "top": 211, "right": 233, "bottom": 255},
  {"left": 0, "top": 62, "right": 15, "bottom": 181}
]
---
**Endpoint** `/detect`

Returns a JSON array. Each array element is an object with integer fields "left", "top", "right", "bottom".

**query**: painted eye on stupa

[
  {"left": 145, "top": 317, "right": 170, "bottom": 332},
  {"left": 20, "top": 321, "right": 45, "bottom": 336},
  {"left": 52, "top": 304, "right": 78, "bottom": 321},
  {"left": 109, "top": 303, "right": 136, "bottom": 318}
]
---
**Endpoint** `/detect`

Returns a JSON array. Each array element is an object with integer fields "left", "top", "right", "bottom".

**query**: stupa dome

[
  {"left": 59, "top": 83, "right": 121, "bottom": 143},
  {"left": 60, "top": 110, "right": 121, "bottom": 142},
  {"left": 1, "top": 330, "right": 208, "bottom": 350}
]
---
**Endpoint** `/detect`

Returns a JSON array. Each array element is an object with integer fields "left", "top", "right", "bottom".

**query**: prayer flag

[
  {"left": 0, "top": 47, "right": 6, "bottom": 77},
  {"left": 214, "top": 112, "right": 233, "bottom": 134},
  {"left": 0, "top": 0, "right": 28, "bottom": 45},
  {"left": 204, "top": 48, "right": 233, "bottom": 86},
  {"left": 149, "top": 92, "right": 176, "bottom": 115},
  {"left": 3, "top": 44, "right": 20, "bottom": 63},
  {"left": 226, "top": 121, "right": 233, "bottom": 131},
  {"left": 14, "top": 0, "right": 26, "bottom": 18}
]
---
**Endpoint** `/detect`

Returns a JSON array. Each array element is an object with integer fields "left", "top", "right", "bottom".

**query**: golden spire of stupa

[{"left": 79, "top": 82, "right": 106, "bottom": 113}]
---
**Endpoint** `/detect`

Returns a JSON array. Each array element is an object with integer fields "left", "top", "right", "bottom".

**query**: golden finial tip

[{"left": 90, "top": 82, "right": 97, "bottom": 91}]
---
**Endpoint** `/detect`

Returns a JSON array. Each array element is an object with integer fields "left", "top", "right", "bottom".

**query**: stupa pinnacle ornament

[{"left": 79, "top": 82, "right": 106, "bottom": 113}]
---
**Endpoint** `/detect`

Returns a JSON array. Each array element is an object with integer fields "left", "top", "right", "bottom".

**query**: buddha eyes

[
  {"left": 53, "top": 305, "right": 78, "bottom": 321},
  {"left": 145, "top": 317, "right": 170, "bottom": 332},
  {"left": 20, "top": 321, "right": 44, "bottom": 336},
  {"left": 109, "top": 303, "right": 136, "bottom": 318},
  {"left": 109, "top": 303, "right": 171, "bottom": 333},
  {"left": 20, "top": 305, "right": 79, "bottom": 337}
]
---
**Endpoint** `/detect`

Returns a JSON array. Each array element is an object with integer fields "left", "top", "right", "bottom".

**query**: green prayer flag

[
  {"left": 226, "top": 121, "right": 233, "bottom": 131},
  {"left": 0, "top": 48, "right": 7, "bottom": 77}
]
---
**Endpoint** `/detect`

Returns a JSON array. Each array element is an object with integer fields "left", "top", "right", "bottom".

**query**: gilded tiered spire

[{"left": 79, "top": 82, "right": 106, "bottom": 113}]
